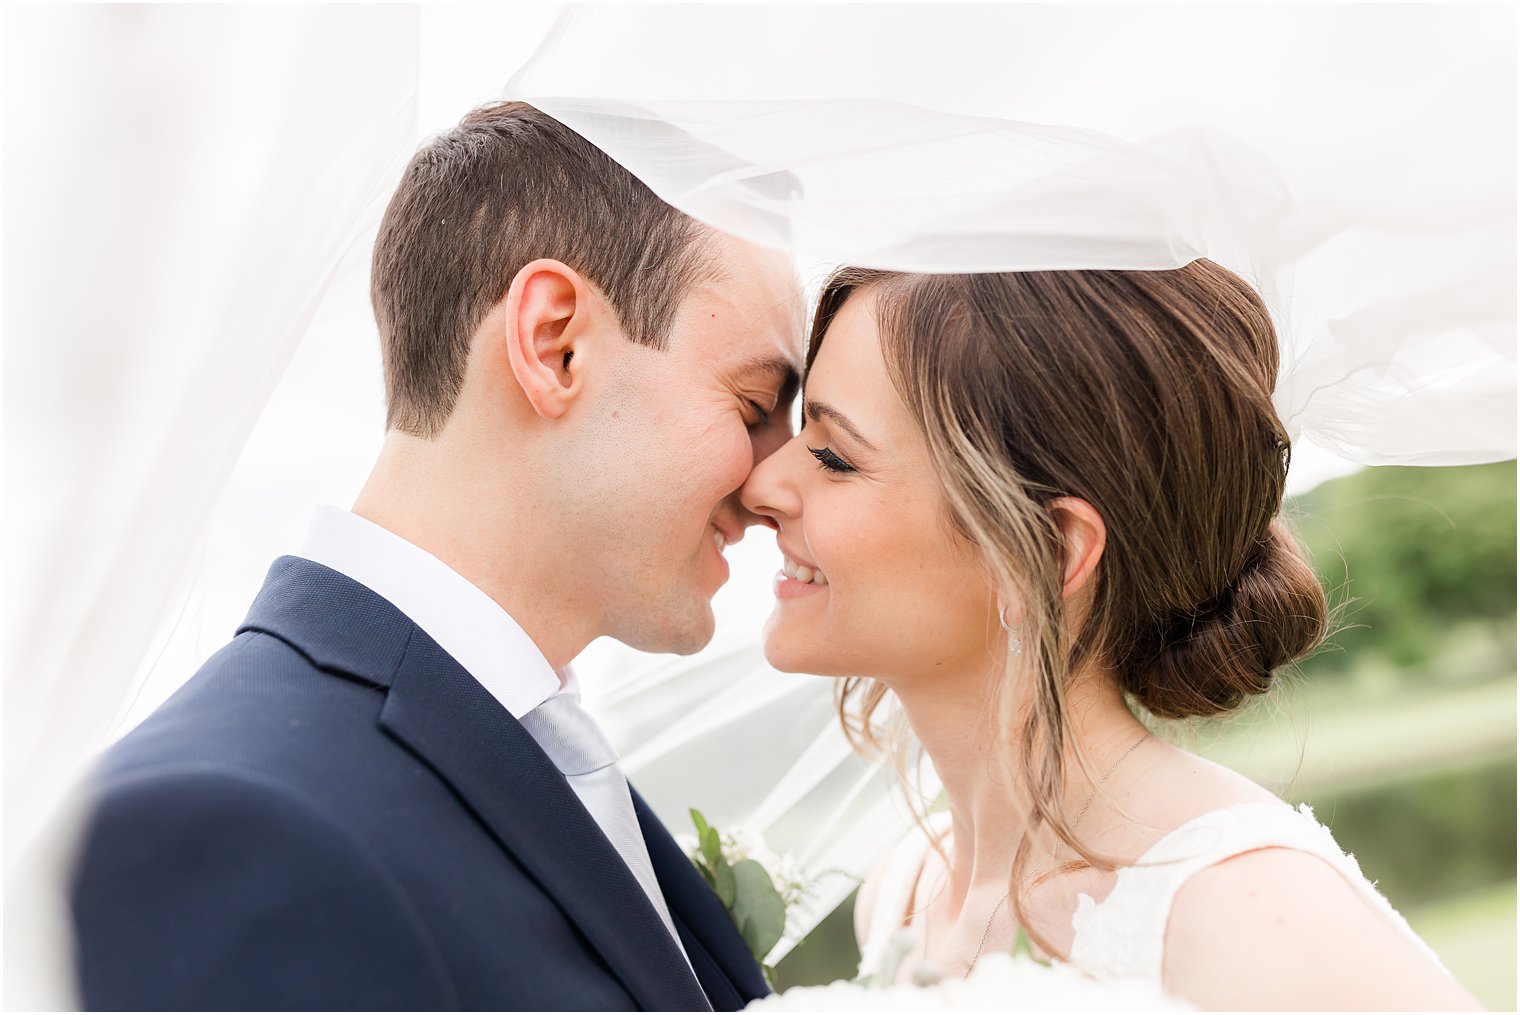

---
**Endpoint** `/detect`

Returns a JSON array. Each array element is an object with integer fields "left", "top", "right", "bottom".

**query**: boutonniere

[{"left": 684, "top": 809, "right": 808, "bottom": 985}]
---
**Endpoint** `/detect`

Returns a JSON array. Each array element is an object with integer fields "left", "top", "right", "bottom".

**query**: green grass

[
  {"left": 1196, "top": 676, "right": 1516, "bottom": 798},
  {"left": 1407, "top": 881, "right": 1516, "bottom": 1012}
]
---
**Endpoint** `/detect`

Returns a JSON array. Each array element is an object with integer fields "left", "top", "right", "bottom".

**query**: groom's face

[{"left": 588, "top": 234, "right": 803, "bottom": 654}]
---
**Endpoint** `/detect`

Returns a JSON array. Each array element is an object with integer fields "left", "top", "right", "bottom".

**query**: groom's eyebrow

[
  {"left": 735, "top": 354, "right": 801, "bottom": 406},
  {"left": 804, "top": 399, "right": 879, "bottom": 453}
]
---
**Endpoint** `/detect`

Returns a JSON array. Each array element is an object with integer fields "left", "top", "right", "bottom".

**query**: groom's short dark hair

[{"left": 371, "top": 101, "right": 716, "bottom": 437}]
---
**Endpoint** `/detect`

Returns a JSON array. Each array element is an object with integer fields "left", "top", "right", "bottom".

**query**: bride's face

[{"left": 740, "top": 290, "right": 999, "bottom": 682}]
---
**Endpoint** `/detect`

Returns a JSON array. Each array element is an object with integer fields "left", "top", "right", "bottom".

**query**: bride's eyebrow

[{"left": 803, "top": 398, "right": 879, "bottom": 453}]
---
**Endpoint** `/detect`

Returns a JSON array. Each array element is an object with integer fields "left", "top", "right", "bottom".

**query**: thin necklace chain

[
  {"left": 1071, "top": 729, "right": 1155, "bottom": 829},
  {"left": 961, "top": 729, "right": 1155, "bottom": 976}
]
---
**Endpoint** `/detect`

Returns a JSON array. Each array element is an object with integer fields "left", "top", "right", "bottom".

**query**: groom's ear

[
  {"left": 502, "top": 258, "right": 595, "bottom": 420},
  {"left": 1050, "top": 496, "right": 1107, "bottom": 599}
]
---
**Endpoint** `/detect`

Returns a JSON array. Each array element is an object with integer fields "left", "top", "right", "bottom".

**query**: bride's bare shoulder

[
  {"left": 1141, "top": 745, "right": 1479, "bottom": 1009},
  {"left": 1163, "top": 846, "right": 1481, "bottom": 1010}
]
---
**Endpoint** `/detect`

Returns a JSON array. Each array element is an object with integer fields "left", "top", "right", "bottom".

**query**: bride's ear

[{"left": 1050, "top": 497, "right": 1106, "bottom": 599}]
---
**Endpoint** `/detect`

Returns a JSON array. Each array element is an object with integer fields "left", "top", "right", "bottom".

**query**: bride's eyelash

[{"left": 808, "top": 445, "right": 855, "bottom": 474}]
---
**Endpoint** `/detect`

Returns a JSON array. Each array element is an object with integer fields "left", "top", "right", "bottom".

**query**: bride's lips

[{"left": 774, "top": 542, "right": 827, "bottom": 601}]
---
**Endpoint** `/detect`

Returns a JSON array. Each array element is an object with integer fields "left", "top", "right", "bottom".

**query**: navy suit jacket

[{"left": 70, "top": 557, "right": 770, "bottom": 1011}]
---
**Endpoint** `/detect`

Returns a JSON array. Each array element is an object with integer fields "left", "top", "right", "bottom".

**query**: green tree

[{"left": 1290, "top": 461, "right": 1516, "bottom": 675}]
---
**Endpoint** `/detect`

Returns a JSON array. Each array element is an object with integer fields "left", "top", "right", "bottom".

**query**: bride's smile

[{"left": 776, "top": 548, "right": 827, "bottom": 590}]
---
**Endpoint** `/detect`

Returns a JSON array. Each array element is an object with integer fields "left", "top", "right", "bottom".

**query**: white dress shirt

[{"left": 298, "top": 506, "right": 690, "bottom": 962}]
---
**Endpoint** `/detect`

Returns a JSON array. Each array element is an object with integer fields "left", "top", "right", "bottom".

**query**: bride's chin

[
  {"left": 758, "top": 636, "right": 805, "bottom": 674},
  {"left": 762, "top": 608, "right": 877, "bottom": 677},
  {"left": 759, "top": 632, "right": 856, "bottom": 678},
  {"left": 767, "top": 656, "right": 853, "bottom": 679}
]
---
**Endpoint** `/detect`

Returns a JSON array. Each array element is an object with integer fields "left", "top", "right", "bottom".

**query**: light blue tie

[
  {"left": 519, "top": 691, "right": 619, "bottom": 776},
  {"left": 518, "top": 691, "right": 699, "bottom": 989}
]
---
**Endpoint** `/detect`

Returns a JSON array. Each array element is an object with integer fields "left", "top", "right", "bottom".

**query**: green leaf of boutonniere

[
  {"left": 731, "top": 858, "right": 785, "bottom": 961},
  {"left": 713, "top": 854, "right": 737, "bottom": 908},
  {"left": 701, "top": 826, "right": 721, "bottom": 868}
]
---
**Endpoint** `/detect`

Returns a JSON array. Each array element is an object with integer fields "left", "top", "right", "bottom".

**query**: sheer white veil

[
  {"left": 508, "top": 5, "right": 1513, "bottom": 464},
  {"left": 6, "top": 5, "right": 1513, "bottom": 1004},
  {"left": 507, "top": 2, "right": 1515, "bottom": 957}
]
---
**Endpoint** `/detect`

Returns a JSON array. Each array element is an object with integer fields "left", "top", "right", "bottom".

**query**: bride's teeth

[
  {"left": 780, "top": 555, "right": 828, "bottom": 585},
  {"left": 713, "top": 529, "right": 725, "bottom": 552}
]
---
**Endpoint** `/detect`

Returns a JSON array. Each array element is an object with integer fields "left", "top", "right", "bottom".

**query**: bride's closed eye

[{"left": 808, "top": 445, "right": 855, "bottom": 474}]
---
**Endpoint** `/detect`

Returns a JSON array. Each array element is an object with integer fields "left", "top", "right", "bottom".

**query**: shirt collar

[{"left": 298, "top": 505, "right": 564, "bottom": 718}]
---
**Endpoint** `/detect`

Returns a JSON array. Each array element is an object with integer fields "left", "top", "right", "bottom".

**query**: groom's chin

[{"left": 619, "top": 602, "right": 716, "bottom": 657}]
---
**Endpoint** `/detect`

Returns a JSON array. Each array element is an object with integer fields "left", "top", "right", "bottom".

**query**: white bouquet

[{"left": 749, "top": 949, "right": 1191, "bottom": 1012}]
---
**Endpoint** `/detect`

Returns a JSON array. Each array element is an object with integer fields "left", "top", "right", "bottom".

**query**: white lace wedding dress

[{"left": 855, "top": 802, "right": 1447, "bottom": 987}]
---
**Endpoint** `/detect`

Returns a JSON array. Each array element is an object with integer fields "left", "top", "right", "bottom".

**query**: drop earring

[{"left": 998, "top": 602, "right": 1023, "bottom": 656}]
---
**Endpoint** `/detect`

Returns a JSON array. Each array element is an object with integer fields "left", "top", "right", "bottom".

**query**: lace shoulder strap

[
  {"left": 855, "top": 811, "right": 952, "bottom": 981},
  {"left": 1069, "top": 802, "right": 1444, "bottom": 983}
]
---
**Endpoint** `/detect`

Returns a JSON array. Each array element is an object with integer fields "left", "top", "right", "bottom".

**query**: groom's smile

[{"left": 702, "top": 522, "right": 736, "bottom": 590}]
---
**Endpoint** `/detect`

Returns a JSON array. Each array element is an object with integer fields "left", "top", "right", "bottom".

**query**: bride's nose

[{"left": 740, "top": 434, "right": 804, "bottom": 528}]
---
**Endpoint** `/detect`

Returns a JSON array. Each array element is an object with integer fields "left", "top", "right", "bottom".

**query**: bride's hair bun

[{"left": 1125, "top": 520, "right": 1327, "bottom": 719}]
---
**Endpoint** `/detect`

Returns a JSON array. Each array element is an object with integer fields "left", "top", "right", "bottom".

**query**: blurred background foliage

[{"left": 774, "top": 461, "right": 1517, "bottom": 1009}]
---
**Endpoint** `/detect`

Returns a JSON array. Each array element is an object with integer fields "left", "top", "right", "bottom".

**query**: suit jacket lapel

[{"left": 240, "top": 558, "right": 711, "bottom": 1012}]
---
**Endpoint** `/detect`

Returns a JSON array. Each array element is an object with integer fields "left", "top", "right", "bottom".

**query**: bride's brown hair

[{"left": 817, "top": 260, "right": 1328, "bottom": 955}]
